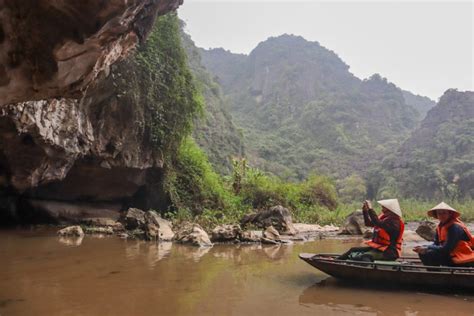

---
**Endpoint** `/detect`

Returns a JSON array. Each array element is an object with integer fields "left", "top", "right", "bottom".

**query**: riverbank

[{"left": 21, "top": 204, "right": 443, "bottom": 249}]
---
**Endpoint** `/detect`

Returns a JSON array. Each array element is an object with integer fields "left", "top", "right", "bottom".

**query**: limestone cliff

[
  {"left": 0, "top": 0, "right": 182, "bottom": 105},
  {"left": 0, "top": 1, "right": 183, "bottom": 224}
]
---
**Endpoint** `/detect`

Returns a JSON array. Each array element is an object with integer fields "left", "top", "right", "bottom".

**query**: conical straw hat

[
  {"left": 427, "top": 202, "right": 460, "bottom": 219},
  {"left": 377, "top": 199, "right": 402, "bottom": 217}
]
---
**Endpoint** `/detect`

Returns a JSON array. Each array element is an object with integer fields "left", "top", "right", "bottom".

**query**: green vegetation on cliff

[
  {"left": 180, "top": 26, "right": 244, "bottom": 174},
  {"left": 125, "top": 14, "right": 472, "bottom": 228},
  {"left": 127, "top": 14, "right": 338, "bottom": 225},
  {"left": 133, "top": 13, "right": 204, "bottom": 157},
  {"left": 381, "top": 89, "right": 474, "bottom": 200}
]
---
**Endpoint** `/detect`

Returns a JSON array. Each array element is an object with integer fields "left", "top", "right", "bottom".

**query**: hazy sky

[{"left": 178, "top": 1, "right": 473, "bottom": 100}]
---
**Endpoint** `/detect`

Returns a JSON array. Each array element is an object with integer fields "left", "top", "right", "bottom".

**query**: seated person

[
  {"left": 414, "top": 202, "right": 474, "bottom": 267},
  {"left": 339, "top": 199, "right": 404, "bottom": 262}
]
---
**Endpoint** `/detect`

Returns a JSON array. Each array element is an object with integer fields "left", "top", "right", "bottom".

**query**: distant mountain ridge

[
  {"left": 180, "top": 28, "right": 244, "bottom": 174},
  {"left": 385, "top": 89, "right": 474, "bottom": 199},
  {"left": 199, "top": 34, "right": 435, "bottom": 180}
]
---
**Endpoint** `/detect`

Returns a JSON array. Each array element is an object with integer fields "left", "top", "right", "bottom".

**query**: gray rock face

[
  {"left": 57, "top": 225, "right": 84, "bottom": 237},
  {"left": 123, "top": 208, "right": 147, "bottom": 230},
  {"left": 174, "top": 222, "right": 213, "bottom": 247},
  {"left": 416, "top": 220, "right": 438, "bottom": 241},
  {"left": 81, "top": 218, "right": 118, "bottom": 227},
  {"left": 240, "top": 205, "right": 297, "bottom": 235},
  {"left": 144, "top": 211, "right": 174, "bottom": 241},
  {"left": 0, "top": 96, "right": 162, "bottom": 195},
  {"left": 262, "top": 226, "right": 281, "bottom": 243},
  {"left": 0, "top": 0, "right": 182, "bottom": 224},
  {"left": 263, "top": 226, "right": 281, "bottom": 240},
  {"left": 26, "top": 200, "right": 121, "bottom": 224},
  {"left": 211, "top": 224, "right": 242, "bottom": 242},
  {"left": 119, "top": 209, "right": 174, "bottom": 241},
  {"left": 339, "top": 210, "right": 369, "bottom": 235},
  {"left": 240, "top": 230, "right": 263, "bottom": 242}
]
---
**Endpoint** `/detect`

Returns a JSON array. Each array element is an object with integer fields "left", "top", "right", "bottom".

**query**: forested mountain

[
  {"left": 402, "top": 90, "right": 436, "bottom": 119},
  {"left": 180, "top": 28, "right": 244, "bottom": 174},
  {"left": 381, "top": 89, "right": 474, "bottom": 200},
  {"left": 200, "top": 34, "right": 427, "bottom": 181}
]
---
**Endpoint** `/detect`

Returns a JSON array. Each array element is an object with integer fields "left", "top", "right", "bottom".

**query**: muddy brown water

[{"left": 1, "top": 228, "right": 474, "bottom": 316}]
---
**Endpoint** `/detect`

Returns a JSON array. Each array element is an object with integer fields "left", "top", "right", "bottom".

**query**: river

[{"left": 1, "top": 228, "right": 473, "bottom": 315}]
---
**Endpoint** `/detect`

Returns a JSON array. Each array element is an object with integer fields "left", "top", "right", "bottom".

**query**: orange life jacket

[
  {"left": 437, "top": 219, "right": 474, "bottom": 264},
  {"left": 365, "top": 214, "right": 405, "bottom": 257}
]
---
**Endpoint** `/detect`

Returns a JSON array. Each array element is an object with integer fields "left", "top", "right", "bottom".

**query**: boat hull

[{"left": 300, "top": 253, "right": 474, "bottom": 290}]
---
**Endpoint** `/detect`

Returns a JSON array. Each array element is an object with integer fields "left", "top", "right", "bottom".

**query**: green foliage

[
  {"left": 337, "top": 174, "right": 367, "bottom": 203},
  {"left": 180, "top": 26, "right": 244, "bottom": 174},
  {"left": 377, "top": 90, "right": 474, "bottom": 200},
  {"left": 165, "top": 137, "right": 233, "bottom": 213},
  {"left": 300, "top": 175, "right": 339, "bottom": 210},
  {"left": 134, "top": 13, "right": 203, "bottom": 156},
  {"left": 236, "top": 160, "right": 338, "bottom": 212}
]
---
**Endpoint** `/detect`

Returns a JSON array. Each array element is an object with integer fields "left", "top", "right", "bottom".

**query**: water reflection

[
  {"left": 175, "top": 244, "right": 211, "bottom": 262},
  {"left": 3, "top": 230, "right": 474, "bottom": 316},
  {"left": 145, "top": 242, "right": 172, "bottom": 267},
  {"left": 299, "top": 277, "right": 474, "bottom": 315},
  {"left": 262, "top": 244, "right": 294, "bottom": 260}
]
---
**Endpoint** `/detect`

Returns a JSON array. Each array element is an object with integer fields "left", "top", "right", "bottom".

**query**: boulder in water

[
  {"left": 241, "top": 205, "right": 297, "bottom": 235},
  {"left": 261, "top": 225, "right": 281, "bottom": 244},
  {"left": 145, "top": 211, "right": 174, "bottom": 241},
  {"left": 122, "top": 208, "right": 146, "bottom": 230},
  {"left": 339, "top": 210, "right": 367, "bottom": 235},
  {"left": 211, "top": 224, "right": 242, "bottom": 242},
  {"left": 57, "top": 225, "right": 84, "bottom": 237},
  {"left": 240, "top": 230, "right": 262, "bottom": 242},
  {"left": 174, "top": 223, "right": 213, "bottom": 247}
]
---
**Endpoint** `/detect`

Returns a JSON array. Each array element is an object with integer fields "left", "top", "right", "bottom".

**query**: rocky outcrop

[
  {"left": 240, "top": 230, "right": 262, "bottom": 242},
  {"left": 240, "top": 205, "right": 298, "bottom": 235},
  {"left": 0, "top": 0, "right": 183, "bottom": 106},
  {"left": 0, "top": 1, "right": 183, "bottom": 224},
  {"left": 0, "top": 65, "right": 166, "bottom": 222},
  {"left": 261, "top": 226, "right": 281, "bottom": 244},
  {"left": 119, "top": 208, "right": 174, "bottom": 241},
  {"left": 144, "top": 210, "right": 174, "bottom": 241},
  {"left": 211, "top": 224, "right": 242, "bottom": 242},
  {"left": 339, "top": 210, "right": 370, "bottom": 235},
  {"left": 122, "top": 208, "right": 147, "bottom": 230},
  {"left": 416, "top": 220, "right": 437, "bottom": 241},
  {"left": 174, "top": 222, "right": 213, "bottom": 247},
  {"left": 26, "top": 200, "right": 121, "bottom": 224},
  {"left": 0, "top": 52, "right": 172, "bottom": 224}
]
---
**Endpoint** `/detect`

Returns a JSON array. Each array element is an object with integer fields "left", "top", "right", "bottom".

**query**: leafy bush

[
  {"left": 337, "top": 174, "right": 367, "bottom": 203},
  {"left": 165, "top": 137, "right": 233, "bottom": 214},
  {"left": 234, "top": 159, "right": 338, "bottom": 215},
  {"left": 299, "top": 174, "right": 338, "bottom": 210}
]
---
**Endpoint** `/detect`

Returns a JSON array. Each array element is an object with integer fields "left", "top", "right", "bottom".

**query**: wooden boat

[{"left": 299, "top": 253, "right": 474, "bottom": 290}]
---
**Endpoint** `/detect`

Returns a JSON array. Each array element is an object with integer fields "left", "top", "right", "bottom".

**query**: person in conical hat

[
  {"left": 338, "top": 199, "right": 405, "bottom": 262},
  {"left": 414, "top": 202, "right": 474, "bottom": 267}
]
